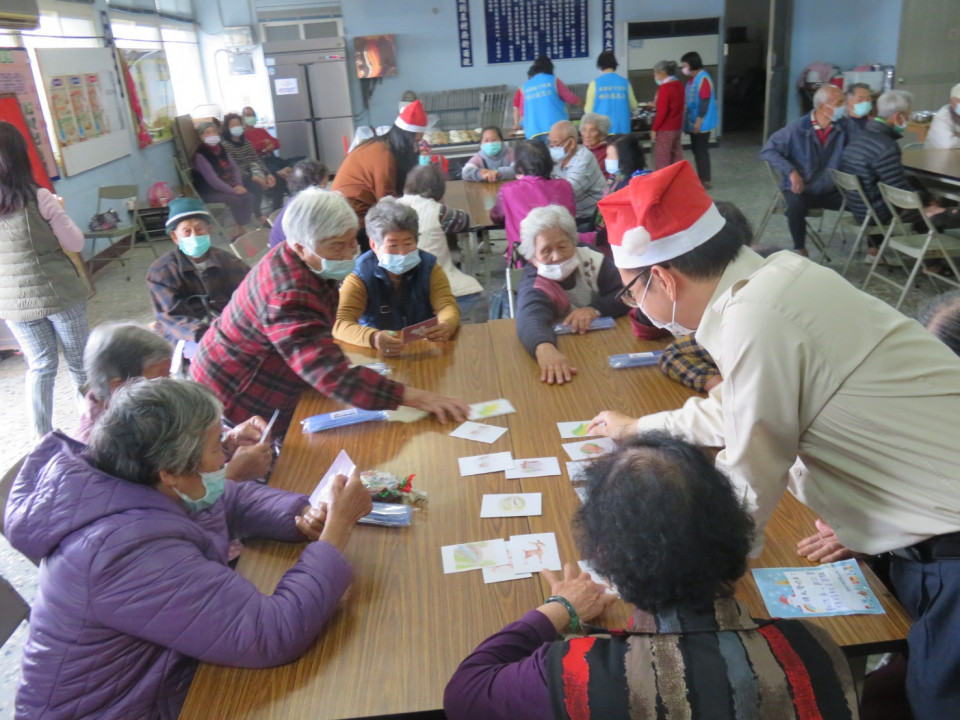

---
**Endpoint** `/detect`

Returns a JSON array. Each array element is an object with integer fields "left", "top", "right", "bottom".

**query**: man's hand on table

[
  {"left": 796, "top": 518, "right": 857, "bottom": 563},
  {"left": 586, "top": 410, "right": 636, "bottom": 441},
  {"left": 536, "top": 343, "right": 578, "bottom": 385},
  {"left": 402, "top": 386, "right": 470, "bottom": 423}
]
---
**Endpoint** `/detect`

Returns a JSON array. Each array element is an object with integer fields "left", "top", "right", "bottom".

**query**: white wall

[{"left": 340, "top": 0, "right": 724, "bottom": 127}]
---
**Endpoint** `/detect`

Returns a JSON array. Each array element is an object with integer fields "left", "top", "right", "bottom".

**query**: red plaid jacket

[{"left": 191, "top": 243, "right": 404, "bottom": 432}]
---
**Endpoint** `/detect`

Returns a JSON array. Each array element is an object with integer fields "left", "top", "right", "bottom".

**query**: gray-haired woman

[
  {"left": 78, "top": 322, "right": 272, "bottom": 482},
  {"left": 190, "top": 187, "right": 469, "bottom": 433},
  {"left": 333, "top": 195, "right": 460, "bottom": 353},
  {"left": 579, "top": 112, "right": 612, "bottom": 175},
  {"left": 514, "top": 204, "right": 627, "bottom": 385},
  {"left": 5, "top": 376, "right": 373, "bottom": 720}
]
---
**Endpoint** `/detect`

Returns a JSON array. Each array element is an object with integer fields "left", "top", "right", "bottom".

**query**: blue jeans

[
  {"left": 6, "top": 301, "right": 88, "bottom": 437},
  {"left": 456, "top": 292, "right": 488, "bottom": 324},
  {"left": 889, "top": 554, "right": 960, "bottom": 718}
]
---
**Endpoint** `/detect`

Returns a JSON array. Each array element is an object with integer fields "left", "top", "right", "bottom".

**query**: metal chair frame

[
  {"left": 827, "top": 169, "right": 890, "bottom": 277},
  {"left": 753, "top": 162, "right": 830, "bottom": 260}
]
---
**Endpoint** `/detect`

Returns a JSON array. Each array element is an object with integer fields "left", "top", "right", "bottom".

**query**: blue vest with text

[
  {"left": 592, "top": 72, "right": 632, "bottom": 134},
  {"left": 354, "top": 249, "right": 437, "bottom": 330},
  {"left": 522, "top": 73, "right": 569, "bottom": 139},
  {"left": 684, "top": 70, "right": 718, "bottom": 133}
]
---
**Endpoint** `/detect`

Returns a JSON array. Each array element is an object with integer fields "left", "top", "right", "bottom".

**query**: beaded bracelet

[{"left": 545, "top": 595, "right": 580, "bottom": 633}]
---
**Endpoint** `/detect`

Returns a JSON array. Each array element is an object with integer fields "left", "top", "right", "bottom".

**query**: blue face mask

[
  {"left": 481, "top": 141, "right": 502, "bottom": 157},
  {"left": 604, "top": 158, "right": 619, "bottom": 175},
  {"left": 418, "top": 155, "right": 431, "bottom": 165},
  {"left": 310, "top": 256, "right": 356, "bottom": 282},
  {"left": 831, "top": 105, "right": 846, "bottom": 121},
  {"left": 549, "top": 145, "right": 567, "bottom": 162},
  {"left": 654, "top": 77, "right": 663, "bottom": 86},
  {"left": 853, "top": 101, "right": 872, "bottom": 118},
  {"left": 179, "top": 234, "right": 211, "bottom": 258},
  {"left": 379, "top": 250, "right": 421, "bottom": 275},
  {"left": 175, "top": 466, "right": 227, "bottom": 513}
]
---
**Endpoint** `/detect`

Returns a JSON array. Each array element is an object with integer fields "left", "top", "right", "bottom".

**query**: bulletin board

[
  {"left": 35, "top": 47, "right": 131, "bottom": 177},
  {"left": 484, "top": 0, "right": 589, "bottom": 64},
  {"left": 0, "top": 48, "right": 59, "bottom": 181}
]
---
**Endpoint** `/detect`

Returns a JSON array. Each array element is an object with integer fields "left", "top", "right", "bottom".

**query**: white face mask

[
  {"left": 202, "top": 135, "right": 221, "bottom": 146},
  {"left": 537, "top": 254, "right": 579, "bottom": 281},
  {"left": 549, "top": 144, "right": 567, "bottom": 162},
  {"left": 638, "top": 274, "right": 696, "bottom": 337}
]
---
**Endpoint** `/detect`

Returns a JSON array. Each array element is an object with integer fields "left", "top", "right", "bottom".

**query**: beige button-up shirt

[{"left": 638, "top": 248, "right": 960, "bottom": 555}]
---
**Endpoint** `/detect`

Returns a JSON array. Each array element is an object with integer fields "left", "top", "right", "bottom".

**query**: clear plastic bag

[
  {"left": 608, "top": 350, "right": 663, "bottom": 369},
  {"left": 552, "top": 316, "right": 616, "bottom": 335},
  {"left": 357, "top": 502, "right": 412, "bottom": 527},
  {"left": 301, "top": 408, "right": 389, "bottom": 433}
]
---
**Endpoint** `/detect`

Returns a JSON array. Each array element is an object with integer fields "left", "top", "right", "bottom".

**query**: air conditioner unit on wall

[{"left": 0, "top": 0, "right": 40, "bottom": 31}]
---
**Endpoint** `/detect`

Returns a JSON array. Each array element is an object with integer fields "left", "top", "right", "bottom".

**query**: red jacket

[{"left": 652, "top": 79, "right": 684, "bottom": 132}]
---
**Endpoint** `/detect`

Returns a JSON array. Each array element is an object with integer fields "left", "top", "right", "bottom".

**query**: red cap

[
  {"left": 598, "top": 161, "right": 725, "bottom": 269},
  {"left": 395, "top": 99, "right": 428, "bottom": 132}
]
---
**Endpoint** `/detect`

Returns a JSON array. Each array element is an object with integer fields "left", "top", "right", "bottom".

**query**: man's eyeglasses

[{"left": 616, "top": 272, "right": 646, "bottom": 308}]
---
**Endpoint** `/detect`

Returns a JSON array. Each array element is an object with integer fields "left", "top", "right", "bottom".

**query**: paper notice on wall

[
  {"left": 67, "top": 75, "right": 96, "bottom": 140},
  {"left": 84, "top": 73, "right": 108, "bottom": 135},
  {"left": 275, "top": 77, "right": 299, "bottom": 95},
  {"left": 48, "top": 76, "right": 81, "bottom": 147}
]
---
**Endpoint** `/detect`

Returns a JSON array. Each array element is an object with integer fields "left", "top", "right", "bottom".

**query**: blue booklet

[
  {"left": 552, "top": 316, "right": 617, "bottom": 334},
  {"left": 751, "top": 560, "right": 885, "bottom": 618}
]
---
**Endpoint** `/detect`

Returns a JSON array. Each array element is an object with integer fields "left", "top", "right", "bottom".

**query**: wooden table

[
  {"left": 444, "top": 180, "right": 505, "bottom": 285},
  {"left": 902, "top": 148, "right": 960, "bottom": 185},
  {"left": 180, "top": 318, "right": 910, "bottom": 719}
]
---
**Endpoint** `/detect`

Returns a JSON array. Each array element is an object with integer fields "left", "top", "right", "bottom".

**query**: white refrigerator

[{"left": 264, "top": 38, "right": 355, "bottom": 172}]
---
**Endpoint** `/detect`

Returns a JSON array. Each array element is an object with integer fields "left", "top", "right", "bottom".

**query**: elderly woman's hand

[
  {"left": 479, "top": 168, "right": 499, "bottom": 182},
  {"left": 223, "top": 416, "right": 268, "bottom": 453},
  {"left": 225, "top": 442, "right": 273, "bottom": 481},
  {"left": 374, "top": 330, "right": 404, "bottom": 355},
  {"left": 539, "top": 564, "right": 619, "bottom": 632},
  {"left": 423, "top": 321, "right": 454, "bottom": 342},
  {"left": 586, "top": 410, "right": 636, "bottom": 440},
  {"left": 535, "top": 343, "right": 577, "bottom": 385},
  {"left": 295, "top": 503, "right": 328, "bottom": 541},
  {"left": 564, "top": 307, "right": 600, "bottom": 334},
  {"left": 320, "top": 469, "right": 373, "bottom": 551}
]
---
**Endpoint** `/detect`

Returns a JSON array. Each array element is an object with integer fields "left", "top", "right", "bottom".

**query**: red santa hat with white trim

[
  {"left": 598, "top": 160, "right": 726, "bottom": 269},
  {"left": 395, "top": 99, "right": 428, "bottom": 133}
]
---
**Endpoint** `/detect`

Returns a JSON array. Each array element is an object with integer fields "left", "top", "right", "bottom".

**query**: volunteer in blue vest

[
  {"left": 513, "top": 55, "right": 581, "bottom": 143},
  {"left": 680, "top": 51, "right": 718, "bottom": 188},
  {"left": 584, "top": 50, "right": 638, "bottom": 136},
  {"left": 333, "top": 196, "right": 460, "bottom": 354}
]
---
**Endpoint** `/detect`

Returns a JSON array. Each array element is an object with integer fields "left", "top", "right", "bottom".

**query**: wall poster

[{"left": 484, "top": 0, "right": 589, "bottom": 65}]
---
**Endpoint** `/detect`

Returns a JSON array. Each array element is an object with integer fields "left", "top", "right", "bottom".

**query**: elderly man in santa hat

[
  {"left": 587, "top": 160, "right": 960, "bottom": 720},
  {"left": 332, "top": 99, "right": 429, "bottom": 250}
]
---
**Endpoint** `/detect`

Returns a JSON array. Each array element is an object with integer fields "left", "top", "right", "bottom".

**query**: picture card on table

[
  {"left": 557, "top": 421, "right": 597, "bottom": 439},
  {"left": 508, "top": 532, "right": 562, "bottom": 573},
  {"left": 449, "top": 421, "right": 508, "bottom": 444},
  {"left": 482, "top": 549, "right": 534, "bottom": 584},
  {"left": 441, "top": 539, "right": 509, "bottom": 574},
  {"left": 504, "top": 456, "right": 561, "bottom": 479},
  {"left": 561, "top": 437, "right": 617, "bottom": 461},
  {"left": 458, "top": 451, "right": 514, "bottom": 476},
  {"left": 480, "top": 492, "right": 542, "bottom": 518},
  {"left": 752, "top": 560, "right": 885, "bottom": 617},
  {"left": 402, "top": 316, "right": 438, "bottom": 342},
  {"left": 309, "top": 449, "right": 356, "bottom": 506},
  {"left": 468, "top": 398, "right": 517, "bottom": 420}
]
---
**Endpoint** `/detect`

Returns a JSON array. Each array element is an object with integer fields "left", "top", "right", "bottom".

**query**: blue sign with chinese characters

[
  {"left": 484, "top": 0, "right": 589, "bottom": 65},
  {"left": 456, "top": 0, "right": 474, "bottom": 67},
  {"left": 601, "top": 0, "right": 614, "bottom": 52}
]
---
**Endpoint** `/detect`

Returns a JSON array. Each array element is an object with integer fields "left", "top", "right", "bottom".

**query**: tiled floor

[{"left": 0, "top": 130, "right": 946, "bottom": 714}]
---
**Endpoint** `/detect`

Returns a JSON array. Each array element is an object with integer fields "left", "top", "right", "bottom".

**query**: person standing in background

[
  {"left": 513, "top": 55, "right": 580, "bottom": 142},
  {"left": 0, "top": 121, "right": 88, "bottom": 440},
  {"left": 584, "top": 50, "right": 637, "bottom": 135},
  {"left": 680, "top": 51, "right": 717, "bottom": 187},
  {"left": 650, "top": 60, "right": 685, "bottom": 170}
]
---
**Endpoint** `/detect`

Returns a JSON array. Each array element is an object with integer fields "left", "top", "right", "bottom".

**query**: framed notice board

[
  {"left": 35, "top": 47, "right": 131, "bottom": 177},
  {"left": 484, "top": 0, "right": 589, "bottom": 64}
]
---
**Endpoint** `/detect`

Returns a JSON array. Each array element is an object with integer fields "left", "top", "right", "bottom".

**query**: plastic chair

[
  {"left": 828, "top": 169, "right": 890, "bottom": 277},
  {"left": 753, "top": 162, "right": 830, "bottom": 260},
  {"left": 230, "top": 228, "right": 270, "bottom": 262},
  {"left": 863, "top": 183, "right": 960, "bottom": 309}
]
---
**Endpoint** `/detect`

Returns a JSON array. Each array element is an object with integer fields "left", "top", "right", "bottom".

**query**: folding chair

[
  {"left": 83, "top": 185, "right": 154, "bottom": 278},
  {"left": 267, "top": 208, "right": 282, "bottom": 227},
  {"left": 827, "top": 169, "right": 889, "bottom": 277},
  {"left": 173, "top": 157, "right": 230, "bottom": 242},
  {"left": 863, "top": 183, "right": 960, "bottom": 309},
  {"left": 753, "top": 162, "right": 830, "bottom": 260},
  {"left": 230, "top": 228, "right": 269, "bottom": 262}
]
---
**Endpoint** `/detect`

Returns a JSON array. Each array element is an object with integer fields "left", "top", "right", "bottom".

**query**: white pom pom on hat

[{"left": 621, "top": 226, "right": 651, "bottom": 257}]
